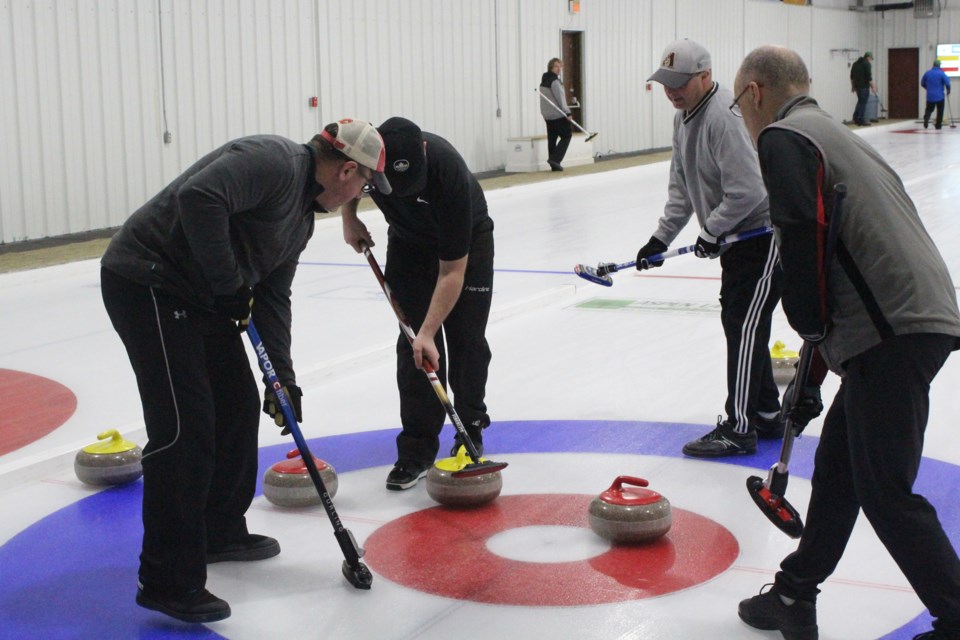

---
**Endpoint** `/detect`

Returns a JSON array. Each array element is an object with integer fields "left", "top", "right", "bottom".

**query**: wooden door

[
  {"left": 562, "top": 31, "right": 585, "bottom": 125},
  {"left": 888, "top": 48, "right": 919, "bottom": 119}
]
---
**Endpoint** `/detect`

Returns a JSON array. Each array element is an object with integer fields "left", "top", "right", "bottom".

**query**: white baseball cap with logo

[
  {"left": 647, "top": 39, "right": 712, "bottom": 89},
  {"left": 320, "top": 118, "right": 392, "bottom": 194}
]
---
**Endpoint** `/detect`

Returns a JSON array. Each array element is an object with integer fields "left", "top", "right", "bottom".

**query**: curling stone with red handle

[
  {"left": 425, "top": 445, "right": 502, "bottom": 507},
  {"left": 588, "top": 475, "right": 672, "bottom": 543},
  {"left": 74, "top": 429, "right": 143, "bottom": 486},
  {"left": 263, "top": 448, "right": 338, "bottom": 507}
]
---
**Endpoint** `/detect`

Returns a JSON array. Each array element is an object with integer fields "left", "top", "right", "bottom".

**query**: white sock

[{"left": 758, "top": 410, "right": 779, "bottom": 420}]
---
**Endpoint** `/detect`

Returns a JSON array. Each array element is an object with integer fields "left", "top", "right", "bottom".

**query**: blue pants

[{"left": 852, "top": 88, "right": 870, "bottom": 124}]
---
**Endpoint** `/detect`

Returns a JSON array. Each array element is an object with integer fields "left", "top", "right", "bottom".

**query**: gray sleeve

[
  {"left": 177, "top": 143, "right": 288, "bottom": 295},
  {"left": 701, "top": 117, "right": 769, "bottom": 236},
  {"left": 550, "top": 79, "right": 571, "bottom": 115},
  {"left": 252, "top": 258, "right": 298, "bottom": 386},
  {"left": 655, "top": 119, "right": 695, "bottom": 245}
]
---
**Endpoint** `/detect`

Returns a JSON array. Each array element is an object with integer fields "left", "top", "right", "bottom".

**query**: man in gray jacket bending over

[
  {"left": 638, "top": 39, "right": 783, "bottom": 457},
  {"left": 101, "top": 118, "right": 390, "bottom": 623}
]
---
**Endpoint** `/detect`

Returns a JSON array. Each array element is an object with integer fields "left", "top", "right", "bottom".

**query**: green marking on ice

[{"left": 576, "top": 297, "right": 720, "bottom": 315}]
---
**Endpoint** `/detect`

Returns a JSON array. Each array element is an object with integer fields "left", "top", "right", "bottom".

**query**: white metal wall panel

[{"left": 1, "top": 0, "right": 913, "bottom": 244}]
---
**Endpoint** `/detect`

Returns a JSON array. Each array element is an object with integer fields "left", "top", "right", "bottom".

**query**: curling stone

[
  {"left": 262, "top": 448, "right": 337, "bottom": 507},
  {"left": 588, "top": 475, "right": 671, "bottom": 544},
  {"left": 74, "top": 429, "right": 143, "bottom": 486},
  {"left": 771, "top": 340, "right": 800, "bottom": 386},
  {"left": 425, "top": 446, "right": 502, "bottom": 508}
]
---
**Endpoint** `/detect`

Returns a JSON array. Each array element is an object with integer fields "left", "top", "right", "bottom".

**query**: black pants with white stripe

[
  {"left": 775, "top": 333, "right": 960, "bottom": 633},
  {"left": 385, "top": 221, "right": 494, "bottom": 466},
  {"left": 719, "top": 233, "right": 783, "bottom": 433},
  {"left": 101, "top": 267, "right": 260, "bottom": 593}
]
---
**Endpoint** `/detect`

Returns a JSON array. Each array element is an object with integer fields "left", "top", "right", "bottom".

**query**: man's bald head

[{"left": 737, "top": 45, "right": 810, "bottom": 96}]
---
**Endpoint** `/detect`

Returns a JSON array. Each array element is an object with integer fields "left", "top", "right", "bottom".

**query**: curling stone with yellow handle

[
  {"left": 588, "top": 475, "right": 672, "bottom": 544},
  {"left": 771, "top": 340, "right": 800, "bottom": 386},
  {"left": 74, "top": 429, "right": 143, "bottom": 486},
  {"left": 425, "top": 446, "right": 503, "bottom": 507},
  {"left": 262, "top": 448, "right": 338, "bottom": 507}
]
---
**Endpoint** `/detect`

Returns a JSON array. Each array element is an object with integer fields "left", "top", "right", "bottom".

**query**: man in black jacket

[
  {"left": 849, "top": 51, "right": 876, "bottom": 126},
  {"left": 341, "top": 117, "right": 494, "bottom": 491},
  {"left": 102, "top": 118, "right": 389, "bottom": 623}
]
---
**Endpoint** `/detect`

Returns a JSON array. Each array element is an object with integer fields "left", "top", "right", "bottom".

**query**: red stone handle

[{"left": 609, "top": 475, "right": 649, "bottom": 492}]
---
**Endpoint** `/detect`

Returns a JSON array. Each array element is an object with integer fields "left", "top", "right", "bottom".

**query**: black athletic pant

[
  {"left": 545, "top": 117, "right": 573, "bottom": 165},
  {"left": 101, "top": 268, "right": 260, "bottom": 592},
  {"left": 384, "top": 221, "right": 494, "bottom": 466},
  {"left": 775, "top": 333, "right": 960, "bottom": 635},
  {"left": 924, "top": 99, "right": 945, "bottom": 129},
  {"left": 719, "top": 233, "right": 783, "bottom": 432}
]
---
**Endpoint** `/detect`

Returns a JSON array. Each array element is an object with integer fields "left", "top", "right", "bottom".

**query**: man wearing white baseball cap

[
  {"left": 101, "top": 117, "right": 387, "bottom": 623},
  {"left": 636, "top": 39, "right": 784, "bottom": 457}
]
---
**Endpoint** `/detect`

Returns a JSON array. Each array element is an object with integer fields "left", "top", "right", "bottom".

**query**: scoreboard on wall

[{"left": 936, "top": 44, "right": 960, "bottom": 77}]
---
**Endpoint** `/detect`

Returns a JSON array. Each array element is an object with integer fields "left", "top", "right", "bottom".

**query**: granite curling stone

[
  {"left": 588, "top": 475, "right": 672, "bottom": 544},
  {"left": 74, "top": 429, "right": 143, "bottom": 486},
  {"left": 425, "top": 445, "right": 502, "bottom": 507},
  {"left": 263, "top": 448, "right": 338, "bottom": 507},
  {"left": 770, "top": 340, "right": 800, "bottom": 386}
]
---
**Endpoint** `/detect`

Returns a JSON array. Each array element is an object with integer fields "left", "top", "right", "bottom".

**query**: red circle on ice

[
  {"left": 364, "top": 493, "right": 739, "bottom": 606},
  {"left": 0, "top": 368, "right": 77, "bottom": 456}
]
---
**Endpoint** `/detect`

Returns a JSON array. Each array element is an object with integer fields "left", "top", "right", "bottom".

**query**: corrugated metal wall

[
  {"left": 0, "top": 0, "right": 932, "bottom": 244},
  {"left": 0, "top": 0, "right": 319, "bottom": 243}
]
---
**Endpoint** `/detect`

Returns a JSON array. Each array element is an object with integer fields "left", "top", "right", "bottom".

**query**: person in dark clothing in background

[
  {"left": 341, "top": 117, "right": 495, "bottom": 491},
  {"left": 734, "top": 45, "right": 960, "bottom": 640},
  {"left": 922, "top": 59, "right": 952, "bottom": 130},
  {"left": 101, "top": 118, "right": 390, "bottom": 623},
  {"left": 539, "top": 57, "right": 575, "bottom": 171},
  {"left": 849, "top": 51, "right": 876, "bottom": 126}
]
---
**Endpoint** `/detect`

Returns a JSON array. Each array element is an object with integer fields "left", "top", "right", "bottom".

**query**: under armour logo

[{"left": 173, "top": 310, "right": 188, "bottom": 320}]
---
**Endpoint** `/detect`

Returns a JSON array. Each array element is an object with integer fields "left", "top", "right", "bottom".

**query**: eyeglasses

[
  {"left": 730, "top": 85, "right": 749, "bottom": 117},
  {"left": 730, "top": 82, "right": 759, "bottom": 117}
]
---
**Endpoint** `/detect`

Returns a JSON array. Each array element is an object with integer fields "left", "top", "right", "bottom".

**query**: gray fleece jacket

[
  {"left": 101, "top": 135, "right": 320, "bottom": 383},
  {"left": 654, "top": 83, "right": 771, "bottom": 248}
]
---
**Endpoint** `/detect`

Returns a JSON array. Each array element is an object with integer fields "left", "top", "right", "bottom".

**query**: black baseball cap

[{"left": 377, "top": 117, "right": 428, "bottom": 198}]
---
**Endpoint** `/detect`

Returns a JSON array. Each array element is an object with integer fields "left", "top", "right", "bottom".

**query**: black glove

[
  {"left": 782, "top": 381, "right": 823, "bottom": 433},
  {"left": 694, "top": 228, "right": 721, "bottom": 258},
  {"left": 636, "top": 237, "right": 668, "bottom": 270},
  {"left": 263, "top": 384, "right": 303, "bottom": 436},
  {"left": 214, "top": 285, "right": 253, "bottom": 331}
]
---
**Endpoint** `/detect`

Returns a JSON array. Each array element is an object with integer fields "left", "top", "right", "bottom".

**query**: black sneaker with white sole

[
  {"left": 385, "top": 461, "right": 430, "bottom": 491},
  {"left": 738, "top": 583, "right": 817, "bottom": 640},
  {"left": 136, "top": 581, "right": 231, "bottom": 623},
  {"left": 682, "top": 417, "right": 757, "bottom": 457}
]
